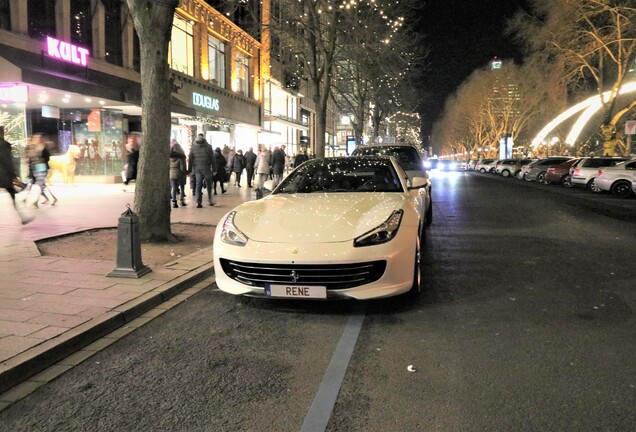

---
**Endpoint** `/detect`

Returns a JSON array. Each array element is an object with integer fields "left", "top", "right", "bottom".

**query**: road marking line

[{"left": 300, "top": 310, "right": 366, "bottom": 432}]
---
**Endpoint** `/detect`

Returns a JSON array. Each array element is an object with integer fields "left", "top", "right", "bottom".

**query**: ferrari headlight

[
  {"left": 220, "top": 211, "right": 248, "bottom": 246},
  {"left": 354, "top": 210, "right": 403, "bottom": 247}
]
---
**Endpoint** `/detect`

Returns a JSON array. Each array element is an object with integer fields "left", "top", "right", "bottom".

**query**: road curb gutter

[{"left": 0, "top": 259, "right": 213, "bottom": 395}]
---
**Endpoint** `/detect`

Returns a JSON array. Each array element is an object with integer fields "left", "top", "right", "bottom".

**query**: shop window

[
  {"left": 104, "top": 0, "right": 123, "bottom": 66},
  {"left": 235, "top": 53, "right": 249, "bottom": 96},
  {"left": 70, "top": 0, "right": 93, "bottom": 51},
  {"left": 0, "top": 0, "right": 10, "bottom": 31},
  {"left": 28, "top": 0, "right": 56, "bottom": 40},
  {"left": 207, "top": 36, "right": 226, "bottom": 88},
  {"left": 168, "top": 15, "right": 194, "bottom": 76}
]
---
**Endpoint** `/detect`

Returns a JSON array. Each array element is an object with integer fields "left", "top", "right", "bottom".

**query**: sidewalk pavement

[{"left": 0, "top": 181, "right": 253, "bottom": 394}]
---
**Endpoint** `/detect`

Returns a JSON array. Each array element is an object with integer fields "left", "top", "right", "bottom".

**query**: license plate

[{"left": 265, "top": 284, "right": 327, "bottom": 299}]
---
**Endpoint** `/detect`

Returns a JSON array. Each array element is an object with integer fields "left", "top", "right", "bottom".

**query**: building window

[
  {"left": 235, "top": 52, "right": 249, "bottom": 96},
  {"left": 207, "top": 36, "right": 226, "bottom": 88},
  {"left": 104, "top": 0, "right": 123, "bottom": 66},
  {"left": 70, "top": 0, "right": 93, "bottom": 51},
  {"left": 0, "top": 0, "right": 10, "bottom": 31},
  {"left": 168, "top": 15, "right": 194, "bottom": 76},
  {"left": 28, "top": 0, "right": 56, "bottom": 40}
]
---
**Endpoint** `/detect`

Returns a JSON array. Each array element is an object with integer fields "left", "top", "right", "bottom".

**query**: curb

[{"left": 0, "top": 257, "right": 213, "bottom": 394}]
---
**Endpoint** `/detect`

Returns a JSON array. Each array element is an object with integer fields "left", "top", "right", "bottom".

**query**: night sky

[{"left": 417, "top": 0, "right": 530, "bottom": 136}]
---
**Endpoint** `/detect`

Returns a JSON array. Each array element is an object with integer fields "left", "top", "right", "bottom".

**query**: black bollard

[{"left": 107, "top": 204, "right": 152, "bottom": 278}]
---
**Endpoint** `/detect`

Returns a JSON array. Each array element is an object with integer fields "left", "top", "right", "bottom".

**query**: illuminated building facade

[{"left": 0, "top": 0, "right": 262, "bottom": 180}]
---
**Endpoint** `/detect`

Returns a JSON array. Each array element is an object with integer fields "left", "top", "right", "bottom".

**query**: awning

[{"left": 170, "top": 96, "right": 196, "bottom": 116}]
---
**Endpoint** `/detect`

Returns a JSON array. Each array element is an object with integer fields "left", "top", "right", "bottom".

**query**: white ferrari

[{"left": 213, "top": 156, "right": 431, "bottom": 300}]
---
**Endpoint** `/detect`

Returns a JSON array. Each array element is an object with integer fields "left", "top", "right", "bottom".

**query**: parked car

[
  {"left": 514, "top": 159, "right": 536, "bottom": 179},
  {"left": 545, "top": 158, "right": 581, "bottom": 185},
  {"left": 351, "top": 144, "right": 432, "bottom": 224},
  {"left": 494, "top": 159, "right": 519, "bottom": 177},
  {"left": 594, "top": 160, "right": 636, "bottom": 197},
  {"left": 570, "top": 157, "right": 630, "bottom": 191},
  {"left": 352, "top": 144, "right": 427, "bottom": 177},
  {"left": 213, "top": 156, "right": 430, "bottom": 299},
  {"left": 524, "top": 157, "right": 573, "bottom": 183},
  {"left": 487, "top": 159, "right": 504, "bottom": 174},
  {"left": 475, "top": 158, "right": 496, "bottom": 173}
]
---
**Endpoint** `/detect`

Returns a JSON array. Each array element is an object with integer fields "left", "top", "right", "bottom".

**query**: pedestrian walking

[
  {"left": 188, "top": 133, "right": 216, "bottom": 208},
  {"left": 230, "top": 149, "right": 246, "bottom": 187},
  {"left": 213, "top": 147, "right": 227, "bottom": 195},
  {"left": 25, "top": 134, "right": 57, "bottom": 207},
  {"left": 244, "top": 146, "right": 257, "bottom": 187},
  {"left": 294, "top": 150, "right": 309, "bottom": 167},
  {"left": 123, "top": 135, "right": 139, "bottom": 189},
  {"left": 0, "top": 126, "right": 33, "bottom": 224},
  {"left": 271, "top": 145, "right": 286, "bottom": 183},
  {"left": 255, "top": 147, "right": 272, "bottom": 187},
  {"left": 169, "top": 139, "right": 187, "bottom": 207}
]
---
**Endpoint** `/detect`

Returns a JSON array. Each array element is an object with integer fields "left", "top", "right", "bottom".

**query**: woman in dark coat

[
  {"left": 231, "top": 149, "right": 246, "bottom": 187},
  {"left": 212, "top": 147, "right": 227, "bottom": 194}
]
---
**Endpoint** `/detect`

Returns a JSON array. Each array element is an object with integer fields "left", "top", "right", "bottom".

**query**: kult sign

[
  {"left": 192, "top": 92, "right": 220, "bottom": 111},
  {"left": 46, "top": 36, "right": 90, "bottom": 67}
]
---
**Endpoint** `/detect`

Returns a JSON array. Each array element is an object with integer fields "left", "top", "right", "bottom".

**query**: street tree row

[
  {"left": 434, "top": 0, "right": 636, "bottom": 158},
  {"left": 123, "top": 0, "right": 427, "bottom": 241}
]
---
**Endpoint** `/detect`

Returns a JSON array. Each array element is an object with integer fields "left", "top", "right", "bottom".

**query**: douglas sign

[{"left": 192, "top": 92, "right": 220, "bottom": 111}]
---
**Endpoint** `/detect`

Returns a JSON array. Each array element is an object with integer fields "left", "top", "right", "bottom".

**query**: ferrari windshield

[{"left": 274, "top": 157, "right": 404, "bottom": 194}]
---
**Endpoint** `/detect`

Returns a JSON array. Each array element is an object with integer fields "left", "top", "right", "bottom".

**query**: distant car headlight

[
  {"left": 353, "top": 210, "right": 403, "bottom": 247},
  {"left": 449, "top": 162, "right": 457, "bottom": 170},
  {"left": 220, "top": 211, "right": 248, "bottom": 246},
  {"left": 424, "top": 161, "right": 432, "bottom": 169}
]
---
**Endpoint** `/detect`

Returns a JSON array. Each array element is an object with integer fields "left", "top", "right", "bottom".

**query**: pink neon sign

[{"left": 46, "top": 36, "right": 90, "bottom": 67}]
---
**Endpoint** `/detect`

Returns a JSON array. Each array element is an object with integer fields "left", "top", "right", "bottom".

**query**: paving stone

[
  {"left": 0, "top": 321, "right": 47, "bottom": 337},
  {"left": 27, "top": 313, "right": 91, "bottom": 329},
  {"left": 24, "top": 302, "right": 89, "bottom": 315},
  {"left": 0, "top": 309, "right": 42, "bottom": 323},
  {"left": 0, "top": 336, "right": 44, "bottom": 358},
  {"left": 27, "top": 326, "right": 68, "bottom": 340}
]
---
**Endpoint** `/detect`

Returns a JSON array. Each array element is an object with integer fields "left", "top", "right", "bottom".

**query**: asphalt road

[{"left": 1, "top": 171, "right": 634, "bottom": 432}]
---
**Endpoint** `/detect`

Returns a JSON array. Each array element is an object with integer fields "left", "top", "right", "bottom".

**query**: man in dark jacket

[
  {"left": 271, "top": 145, "right": 286, "bottom": 183},
  {"left": 294, "top": 150, "right": 309, "bottom": 167},
  {"left": 188, "top": 133, "right": 217, "bottom": 208},
  {"left": 244, "top": 146, "right": 257, "bottom": 188},
  {"left": 0, "top": 126, "right": 33, "bottom": 224},
  {"left": 123, "top": 135, "right": 139, "bottom": 186}
]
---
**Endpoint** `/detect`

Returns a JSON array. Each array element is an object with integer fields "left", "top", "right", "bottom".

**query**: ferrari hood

[{"left": 232, "top": 193, "right": 406, "bottom": 243}]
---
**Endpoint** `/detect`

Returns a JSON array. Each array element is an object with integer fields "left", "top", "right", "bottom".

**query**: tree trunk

[
  {"left": 126, "top": 0, "right": 178, "bottom": 241},
  {"left": 313, "top": 77, "right": 332, "bottom": 159}
]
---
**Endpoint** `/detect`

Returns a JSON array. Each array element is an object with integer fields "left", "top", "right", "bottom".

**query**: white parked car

[
  {"left": 213, "top": 156, "right": 431, "bottom": 300},
  {"left": 594, "top": 159, "right": 636, "bottom": 197},
  {"left": 475, "top": 158, "right": 496, "bottom": 173},
  {"left": 570, "top": 157, "right": 630, "bottom": 191}
]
